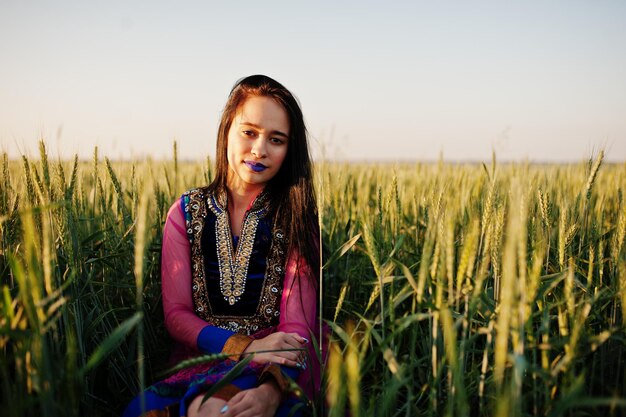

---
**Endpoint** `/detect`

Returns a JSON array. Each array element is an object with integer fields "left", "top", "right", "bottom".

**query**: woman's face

[{"left": 226, "top": 95, "right": 290, "bottom": 192}]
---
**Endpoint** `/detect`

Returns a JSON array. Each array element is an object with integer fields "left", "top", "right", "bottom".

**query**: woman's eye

[
  {"left": 242, "top": 130, "right": 255, "bottom": 137},
  {"left": 270, "top": 137, "right": 285, "bottom": 144}
]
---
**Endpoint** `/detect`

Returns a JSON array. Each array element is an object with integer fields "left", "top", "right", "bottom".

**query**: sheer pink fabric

[
  {"left": 160, "top": 200, "right": 321, "bottom": 394},
  {"left": 276, "top": 254, "right": 322, "bottom": 398},
  {"left": 161, "top": 201, "right": 207, "bottom": 351}
]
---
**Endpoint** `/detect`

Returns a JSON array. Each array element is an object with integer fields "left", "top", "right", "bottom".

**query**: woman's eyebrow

[{"left": 239, "top": 122, "right": 289, "bottom": 138}]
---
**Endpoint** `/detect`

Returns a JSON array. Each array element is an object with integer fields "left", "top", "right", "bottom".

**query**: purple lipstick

[{"left": 244, "top": 160, "right": 267, "bottom": 172}]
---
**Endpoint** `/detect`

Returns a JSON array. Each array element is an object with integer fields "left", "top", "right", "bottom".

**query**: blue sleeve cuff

[
  {"left": 281, "top": 364, "right": 300, "bottom": 381},
  {"left": 231, "top": 375, "right": 258, "bottom": 390},
  {"left": 196, "top": 325, "right": 236, "bottom": 354}
]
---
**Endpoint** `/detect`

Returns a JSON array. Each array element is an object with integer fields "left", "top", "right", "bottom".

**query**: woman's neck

[
  {"left": 226, "top": 183, "right": 264, "bottom": 238},
  {"left": 226, "top": 174, "right": 265, "bottom": 214},
  {"left": 227, "top": 186, "right": 263, "bottom": 212}
]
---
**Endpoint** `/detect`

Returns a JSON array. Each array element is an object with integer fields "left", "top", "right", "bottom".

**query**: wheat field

[{"left": 1, "top": 142, "right": 625, "bottom": 416}]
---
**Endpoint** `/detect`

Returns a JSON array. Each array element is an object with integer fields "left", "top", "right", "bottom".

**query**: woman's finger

[
  {"left": 274, "top": 350, "right": 300, "bottom": 360},
  {"left": 276, "top": 355, "right": 300, "bottom": 368},
  {"left": 271, "top": 332, "right": 300, "bottom": 349},
  {"left": 221, "top": 392, "right": 247, "bottom": 416},
  {"left": 261, "top": 353, "right": 297, "bottom": 367},
  {"left": 270, "top": 350, "right": 300, "bottom": 362},
  {"left": 251, "top": 348, "right": 307, "bottom": 367},
  {"left": 284, "top": 333, "right": 306, "bottom": 348},
  {"left": 291, "top": 332, "right": 308, "bottom": 344},
  {"left": 223, "top": 393, "right": 254, "bottom": 416}
]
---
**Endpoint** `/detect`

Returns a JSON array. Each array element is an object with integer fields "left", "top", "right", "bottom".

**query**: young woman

[{"left": 122, "top": 75, "right": 321, "bottom": 417}]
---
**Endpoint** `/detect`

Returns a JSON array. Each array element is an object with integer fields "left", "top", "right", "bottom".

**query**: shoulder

[
  {"left": 180, "top": 186, "right": 213, "bottom": 212},
  {"left": 177, "top": 186, "right": 222, "bottom": 243},
  {"left": 181, "top": 186, "right": 227, "bottom": 208},
  {"left": 163, "top": 198, "right": 188, "bottom": 242},
  {"left": 163, "top": 187, "right": 211, "bottom": 232},
  {"left": 181, "top": 186, "right": 210, "bottom": 202}
]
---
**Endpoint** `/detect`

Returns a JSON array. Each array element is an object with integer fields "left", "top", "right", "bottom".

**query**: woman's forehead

[{"left": 234, "top": 96, "right": 290, "bottom": 133}]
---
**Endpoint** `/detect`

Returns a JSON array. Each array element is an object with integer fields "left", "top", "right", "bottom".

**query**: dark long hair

[{"left": 208, "top": 75, "right": 320, "bottom": 285}]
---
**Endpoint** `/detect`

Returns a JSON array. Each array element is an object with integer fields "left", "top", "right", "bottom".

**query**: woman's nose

[{"left": 251, "top": 138, "right": 267, "bottom": 158}]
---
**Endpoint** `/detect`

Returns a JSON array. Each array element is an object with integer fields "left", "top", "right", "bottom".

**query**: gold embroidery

[
  {"left": 210, "top": 196, "right": 260, "bottom": 305},
  {"left": 222, "top": 333, "right": 254, "bottom": 360},
  {"left": 183, "top": 187, "right": 286, "bottom": 335},
  {"left": 184, "top": 189, "right": 210, "bottom": 319}
]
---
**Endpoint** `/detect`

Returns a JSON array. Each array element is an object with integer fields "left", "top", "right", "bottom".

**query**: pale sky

[{"left": 1, "top": 1, "right": 625, "bottom": 162}]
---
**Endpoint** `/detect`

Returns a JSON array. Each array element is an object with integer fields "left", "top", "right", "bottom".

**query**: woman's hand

[
  {"left": 187, "top": 395, "right": 227, "bottom": 417},
  {"left": 243, "top": 332, "right": 306, "bottom": 367},
  {"left": 221, "top": 382, "right": 281, "bottom": 417}
]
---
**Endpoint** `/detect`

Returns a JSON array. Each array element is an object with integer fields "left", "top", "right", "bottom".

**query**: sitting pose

[{"left": 123, "top": 75, "right": 321, "bottom": 417}]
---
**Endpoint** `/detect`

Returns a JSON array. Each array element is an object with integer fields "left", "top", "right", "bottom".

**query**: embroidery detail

[
  {"left": 182, "top": 188, "right": 211, "bottom": 318},
  {"left": 210, "top": 197, "right": 260, "bottom": 305},
  {"left": 182, "top": 187, "right": 286, "bottom": 335}
]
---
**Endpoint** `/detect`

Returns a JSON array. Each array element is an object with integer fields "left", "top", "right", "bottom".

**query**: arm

[
  {"left": 278, "top": 252, "right": 318, "bottom": 341},
  {"left": 257, "top": 252, "right": 319, "bottom": 388},
  {"left": 161, "top": 200, "right": 252, "bottom": 357}
]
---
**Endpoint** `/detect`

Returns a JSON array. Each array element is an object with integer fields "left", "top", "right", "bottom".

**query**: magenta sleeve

[
  {"left": 161, "top": 200, "right": 211, "bottom": 348},
  {"left": 277, "top": 253, "right": 318, "bottom": 338},
  {"left": 273, "top": 253, "right": 321, "bottom": 395}
]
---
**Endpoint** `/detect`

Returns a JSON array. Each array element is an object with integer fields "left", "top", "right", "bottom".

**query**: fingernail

[
  {"left": 302, "top": 337, "right": 309, "bottom": 344},
  {"left": 302, "top": 362, "right": 307, "bottom": 370},
  {"left": 220, "top": 404, "right": 229, "bottom": 413},
  {"left": 296, "top": 363, "right": 303, "bottom": 369}
]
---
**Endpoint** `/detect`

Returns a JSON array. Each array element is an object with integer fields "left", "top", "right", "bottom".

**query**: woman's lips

[{"left": 244, "top": 160, "right": 267, "bottom": 172}]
